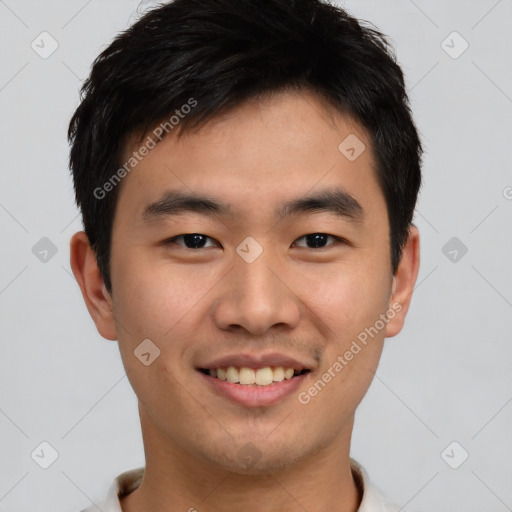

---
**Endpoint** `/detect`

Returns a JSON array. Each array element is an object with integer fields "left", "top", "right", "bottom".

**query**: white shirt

[{"left": 79, "top": 459, "right": 399, "bottom": 512}]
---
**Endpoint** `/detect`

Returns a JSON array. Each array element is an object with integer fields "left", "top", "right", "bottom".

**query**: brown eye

[
  {"left": 293, "top": 233, "right": 341, "bottom": 249},
  {"left": 166, "top": 234, "right": 218, "bottom": 249}
]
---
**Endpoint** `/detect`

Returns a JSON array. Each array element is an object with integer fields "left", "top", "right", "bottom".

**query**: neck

[{"left": 121, "top": 407, "right": 362, "bottom": 512}]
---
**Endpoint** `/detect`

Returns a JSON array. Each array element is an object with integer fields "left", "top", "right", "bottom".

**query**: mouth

[
  {"left": 196, "top": 365, "right": 312, "bottom": 407},
  {"left": 198, "top": 366, "right": 312, "bottom": 386},
  {"left": 195, "top": 352, "right": 315, "bottom": 407}
]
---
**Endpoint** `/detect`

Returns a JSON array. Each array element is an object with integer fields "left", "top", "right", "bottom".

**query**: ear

[
  {"left": 385, "top": 224, "right": 420, "bottom": 338},
  {"left": 70, "top": 231, "right": 117, "bottom": 341}
]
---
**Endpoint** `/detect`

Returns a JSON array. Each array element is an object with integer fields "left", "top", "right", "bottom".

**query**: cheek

[
  {"left": 296, "top": 267, "right": 389, "bottom": 424},
  {"left": 112, "top": 251, "right": 213, "bottom": 338},
  {"left": 297, "top": 259, "right": 391, "bottom": 342}
]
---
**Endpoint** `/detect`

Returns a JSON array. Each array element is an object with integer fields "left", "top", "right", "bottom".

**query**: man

[{"left": 68, "top": 0, "right": 421, "bottom": 510}]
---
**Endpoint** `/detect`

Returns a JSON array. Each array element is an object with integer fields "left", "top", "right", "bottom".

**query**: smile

[
  {"left": 199, "top": 366, "right": 311, "bottom": 386},
  {"left": 197, "top": 366, "right": 312, "bottom": 407}
]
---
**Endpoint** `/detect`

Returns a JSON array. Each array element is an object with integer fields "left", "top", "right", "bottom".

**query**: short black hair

[{"left": 68, "top": 0, "right": 422, "bottom": 295}]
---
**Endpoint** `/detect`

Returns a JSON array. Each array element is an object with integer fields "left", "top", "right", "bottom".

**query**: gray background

[{"left": 1, "top": 0, "right": 511, "bottom": 510}]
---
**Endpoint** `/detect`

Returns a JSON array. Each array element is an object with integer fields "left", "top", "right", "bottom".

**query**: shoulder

[
  {"left": 76, "top": 467, "right": 145, "bottom": 512},
  {"left": 350, "top": 458, "right": 401, "bottom": 512}
]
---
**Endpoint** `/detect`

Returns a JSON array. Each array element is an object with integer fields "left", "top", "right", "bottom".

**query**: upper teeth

[{"left": 209, "top": 366, "right": 296, "bottom": 386}]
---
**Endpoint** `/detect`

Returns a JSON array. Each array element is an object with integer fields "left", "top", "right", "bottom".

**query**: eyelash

[{"left": 163, "top": 233, "right": 347, "bottom": 250}]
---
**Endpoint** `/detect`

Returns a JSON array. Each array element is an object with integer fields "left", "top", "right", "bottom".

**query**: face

[{"left": 73, "top": 90, "right": 418, "bottom": 475}]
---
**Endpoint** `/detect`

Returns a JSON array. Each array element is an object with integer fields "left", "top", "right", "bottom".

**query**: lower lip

[{"left": 198, "top": 370, "right": 310, "bottom": 407}]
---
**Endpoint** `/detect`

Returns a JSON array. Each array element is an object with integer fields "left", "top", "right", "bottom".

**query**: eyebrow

[{"left": 141, "top": 187, "right": 364, "bottom": 223}]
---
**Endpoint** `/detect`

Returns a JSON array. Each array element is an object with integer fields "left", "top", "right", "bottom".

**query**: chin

[{"left": 202, "top": 438, "right": 309, "bottom": 475}]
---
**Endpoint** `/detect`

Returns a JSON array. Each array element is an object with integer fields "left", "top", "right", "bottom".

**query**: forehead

[{"left": 114, "top": 90, "right": 384, "bottom": 225}]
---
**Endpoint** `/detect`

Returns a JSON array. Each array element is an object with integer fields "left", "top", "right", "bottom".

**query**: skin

[{"left": 70, "top": 89, "right": 420, "bottom": 512}]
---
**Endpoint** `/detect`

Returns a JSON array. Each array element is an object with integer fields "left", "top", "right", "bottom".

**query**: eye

[
  {"left": 292, "top": 233, "right": 343, "bottom": 249},
  {"left": 165, "top": 233, "right": 218, "bottom": 249}
]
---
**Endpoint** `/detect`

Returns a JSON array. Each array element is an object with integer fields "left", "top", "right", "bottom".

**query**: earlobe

[
  {"left": 70, "top": 231, "right": 117, "bottom": 341},
  {"left": 385, "top": 225, "right": 420, "bottom": 338}
]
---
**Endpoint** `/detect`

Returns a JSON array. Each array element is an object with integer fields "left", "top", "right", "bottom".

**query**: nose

[{"left": 212, "top": 250, "right": 301, "bottom": 336}]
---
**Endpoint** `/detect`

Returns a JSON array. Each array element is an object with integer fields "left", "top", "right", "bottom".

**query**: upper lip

[{"left": 197, "top": 352, "right": 314, "bottom": 371}]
